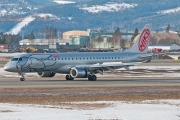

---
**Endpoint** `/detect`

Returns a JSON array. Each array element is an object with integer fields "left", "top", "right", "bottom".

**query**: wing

[{"left": 72, "top": 62, "right": 141, "bottom": 75}]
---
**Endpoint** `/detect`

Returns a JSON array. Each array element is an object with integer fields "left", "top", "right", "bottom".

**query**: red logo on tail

[
  {"left": 138, "top": 28, "right": 150, "bottom": 52},
  {"left": 53, "top": 54, "right": 59, "bottom": 58}
]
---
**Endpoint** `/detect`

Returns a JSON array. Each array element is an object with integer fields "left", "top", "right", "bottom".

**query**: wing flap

[{"left": 89, "top": 62, "right": 141, "bottom": 70}]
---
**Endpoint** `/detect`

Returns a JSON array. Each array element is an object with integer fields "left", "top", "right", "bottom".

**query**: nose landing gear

[{"left": 19, "top": 72, "right": 25, "bottom": 81}]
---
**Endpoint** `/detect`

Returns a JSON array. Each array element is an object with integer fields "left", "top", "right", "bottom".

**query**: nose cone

[
  {"left": 4, "top": 62, "right": 16, "bottom": 72},
  {"left": 4, "top": 63, "right": 11, "bottom": 72}
]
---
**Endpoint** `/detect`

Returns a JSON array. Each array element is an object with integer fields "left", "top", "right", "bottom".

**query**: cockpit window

[
  {"left": 11, "top": 58, "right": 23, "bottom": 61},
  {"left": 11, "top": 58, "right": 18, "bottom": 61},
  {"left": 19, "top": 58, "right": 22, "bottom": 61}
]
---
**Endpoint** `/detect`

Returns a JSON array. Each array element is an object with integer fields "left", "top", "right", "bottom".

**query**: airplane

[
  {"left": 4, "top": 24, "right": 153, "bottom": 81},
  {"left": 165, "top": 52, "right": 180, "bottom": 60}
]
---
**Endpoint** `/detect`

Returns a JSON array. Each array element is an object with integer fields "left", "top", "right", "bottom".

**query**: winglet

[{"left": 125, "top": 24, "right": 151, "bottom": 53}]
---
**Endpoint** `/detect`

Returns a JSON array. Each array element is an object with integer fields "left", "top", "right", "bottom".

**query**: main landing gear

[
  {"left": 20, "top": 73, "right": 25, "bottom": 81},
  {"left": 88, "top": 75, "right": 97, "bottom": 81},
  {"left": 66, "top": 74, "right": 74, "bottom": 80},
  {"left": 65, "top": 74, "right": 97, "bottom": 81}
]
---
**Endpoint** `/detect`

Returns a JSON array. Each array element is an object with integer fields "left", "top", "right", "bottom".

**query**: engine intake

[
  {"left": 37, "top": 72, "right": 56, "bottom": 77},
  {"left": 70, "top": 68, "right": 89, "bottom": 78}
]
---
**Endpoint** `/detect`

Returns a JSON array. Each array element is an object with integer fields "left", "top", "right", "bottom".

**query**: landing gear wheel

[
  {"left": 88, "top": 75, "right": 97, "bottom": 81},
  {"left": 20, "top": 77, "right": 25, "bottom": 81},
  {"left": 65, "top": 75, "right": 74, "bottom": 81},
  {"left": 20, "top": 73, "right": 25, "bottom": 81}
]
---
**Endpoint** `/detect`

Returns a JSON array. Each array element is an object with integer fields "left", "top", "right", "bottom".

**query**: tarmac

[{"left": 0, "top": 77, "right": 180, "bottom": 88}]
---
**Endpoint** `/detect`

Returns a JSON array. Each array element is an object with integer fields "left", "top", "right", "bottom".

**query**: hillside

[{"left": 0, "top": 0, "right": 180, "bottom": 37}]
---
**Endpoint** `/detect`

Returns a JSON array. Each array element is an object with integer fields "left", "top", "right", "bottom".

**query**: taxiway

[{"left": 0, "top": 77, "right": 180, "bottom": 88}]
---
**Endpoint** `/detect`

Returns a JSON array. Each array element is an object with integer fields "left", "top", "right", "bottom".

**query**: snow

[
  {"left": 80, "top": 3, "right": 137, "bottom": 13},
  {"left": 0, "top": 53, "right": 24, "bottom": 57},
  {"left": 6, "top": 16, "right": 35, "bottom": 35},
  {"left": 6, "top": 14, "right": 60, "bottom": 35},
  {"left": 0, "top": 100, "right": 180, "bottom": 120},
  {"left": 0, "top": 9, "right": 7, "bottom": 16},
  {"left": 53, "top": 0, "right": 75, "bottom": 4},
  {"left": 130, "top": 66, "right": 180, "bottom": 70},
  {"left": 37, "top": 14, "right": 60, "bottom": 20},
  {"left": 157, "top": 7, "right": 180, "bottom": 14}
]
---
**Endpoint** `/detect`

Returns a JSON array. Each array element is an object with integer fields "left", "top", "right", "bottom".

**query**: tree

[
  {"left": 131, "top": 28, "right": 139, "bottom": 41},
  {"left": 0, "top": 33, "right": 5, "bottom": 44},
  {"left": 24, "top": 34, "right": 29, "bottom": 39},
  {"left": 166, "top": 24, "right": 170, "bottom": 33},
  {"left": 4, "top": 34, "right": 12, "bottom": 44},
  {"left": 112, "top": 27, "right": 121, "bottom": 49},
  {"left": 29, "top": 31, "right": 35, "bottom": 40},
  {"left": 174, "top": 30, "right": 180, "bottom": 39},
  {"left": 40, "top": 25, "right": 58, "bottom": 39}
]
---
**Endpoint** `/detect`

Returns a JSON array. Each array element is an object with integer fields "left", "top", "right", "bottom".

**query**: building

[
  {"left": 63, "top": 29, "right": 133, "bottom": 49},
  {"left": 150, "top": 32, "right": 180, "bottom": 44},
  {"left": 88, "top": 29, "right": 133, "bottom": 41},
  {"left": 19, "top": 39, "right": 68, "bottom": 50},
  {"left": 0, "top": 44, "right": 8, "bottom": 52},
  {"left": 88, "top": 35, "right": 115, "bottom": 49},
  {"left": 62, "top": 30, "right": 89, "bottom": 47},
  {"left": 69, "top": 36, "right": 89, "bottom": 48},
  {"left": 63, "top": 30, "right": 89, "bottom": 40}
]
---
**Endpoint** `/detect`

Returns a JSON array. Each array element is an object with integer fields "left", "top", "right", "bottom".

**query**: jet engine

[
  {"left": 70, "top": 68, "right": 89, "bottom": 78},
  {"left": 37, "top": 72, "right": 56, "bottom": 77}
]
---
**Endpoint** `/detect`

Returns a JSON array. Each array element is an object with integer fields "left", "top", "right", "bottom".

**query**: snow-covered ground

[
  {"left": 0, "top": 100, "right": 180, "bottom": 120},
  {"left": 80, "top": 3, "right": 137, "bottom": 13},
  {"left": 158, "top": 7, "right": 180, "bottom": 14},
  {"left": 7, "top": 16, "right": 35, "bottom": 35},
  {"left": 6, "top": 14, "right": 60, "bottom": 35}
]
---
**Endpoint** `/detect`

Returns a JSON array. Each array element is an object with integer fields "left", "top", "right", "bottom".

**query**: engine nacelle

[
  {"left": 37, "top": 72, "right": 56, "bottom": 77},
  {"left": 70, "top": 68, "right": 89, "bottom": 78}
]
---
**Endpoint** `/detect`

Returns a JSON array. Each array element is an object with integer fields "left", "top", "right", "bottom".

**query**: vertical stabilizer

[{"left": 125, "top": 24, "right": 151, "bottom": 53}]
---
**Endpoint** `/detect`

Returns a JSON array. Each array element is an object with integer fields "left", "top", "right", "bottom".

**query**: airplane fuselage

[{"left": 4, "top": 52, "right": 152, "bottom": 74}]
